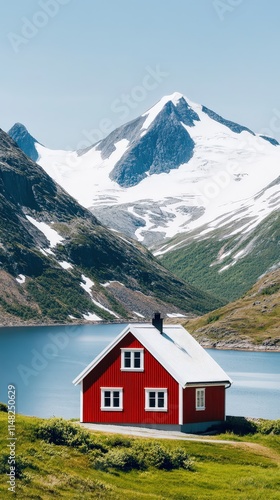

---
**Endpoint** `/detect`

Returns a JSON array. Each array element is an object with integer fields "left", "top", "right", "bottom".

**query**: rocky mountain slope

[
  {"left": 0, "top": 128, "right": 220, "bottom": 325},
  {"left": 183, "top": 268, "right": 280, "bottom": 350},
  {"left": 8, "top": 122, "right": 40, "bottom": 162}
]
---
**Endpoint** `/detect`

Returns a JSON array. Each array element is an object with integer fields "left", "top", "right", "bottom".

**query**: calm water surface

[{"left": 1, "top": 324, "right": 279, "bottom": 420}]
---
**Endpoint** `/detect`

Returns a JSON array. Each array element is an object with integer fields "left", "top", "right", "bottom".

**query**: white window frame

[
  {"left": 145, "top": 388, "right": 168, "bottom": 412},
  {"left": 101, "top": 388, "right": 123, "bottom": 411},
  {"left": 196, "top": 388, "right": 205, "bottom": 411},
  {"left": 121, "top": 348, "right": 144, "bottom": 371}
]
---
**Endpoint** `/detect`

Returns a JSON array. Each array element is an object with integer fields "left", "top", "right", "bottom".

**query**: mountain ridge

[
  {"left": 11, "top": 92, "right": 279, "bottom": 243},
  {"left": 0, "top": 127, "right": 220, "bottom": 325},
  {"left": 8, "top": 92, "right": 280, "bottom": 307}
]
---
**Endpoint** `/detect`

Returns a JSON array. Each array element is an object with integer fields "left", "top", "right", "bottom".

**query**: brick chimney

[{"left": 152, "top": 312, "right": 163, "bottom": 334}]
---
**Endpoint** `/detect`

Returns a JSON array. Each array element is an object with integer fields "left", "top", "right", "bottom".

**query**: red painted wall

[
  {"left": 83, "top": 333, "right": 179, "bottom": 425},
  {"left": 182, "top": 385, "right": 225, "bottom": 423}
]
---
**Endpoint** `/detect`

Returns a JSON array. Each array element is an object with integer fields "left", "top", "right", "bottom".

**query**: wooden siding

[
  {"left": 83, "top": 332, "right": 179, "bottom": 425},
  {"left": 182, "top": 385, "right": 225, "bottom": 423}
]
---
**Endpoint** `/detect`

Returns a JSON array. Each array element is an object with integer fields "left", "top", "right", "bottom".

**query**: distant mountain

[
  {"left": 184, "top": 268, "right": 280, "bottom": 350},
  {"left": 0, "top": 128, "right": 219, "bottom": 325},
  {"left": 9, "top": 92, "right": 280, "bottom": 303},
  {"left": 8, "top": 122, "right": 41, "bottom": 162}
]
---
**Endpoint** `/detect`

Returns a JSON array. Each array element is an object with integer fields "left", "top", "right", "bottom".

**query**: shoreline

[
  {"left": 198, "top": 341, "right": 280, "bottom": 353},
  {"left": 0, "top": 321, "right": 279, "bottom": 352}
]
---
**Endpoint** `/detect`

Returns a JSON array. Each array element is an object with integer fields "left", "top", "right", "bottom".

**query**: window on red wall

[
  {"left": 196, "top": 388, "right": 205, "bottom": 410},
  {"left": 145, "top": 388, "right": 168, "bottom": 411},
  {"left": 101, "top": 388, "right": 123, "bottom": 411},
  {"left": 121, "top": 349, "right": 144, "bottom": 371}
]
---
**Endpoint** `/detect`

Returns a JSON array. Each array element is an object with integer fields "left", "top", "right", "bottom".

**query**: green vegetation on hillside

[
  {"left": 184, "top": 268, "right": 280, "bottom": 348},
  {"left": 0, "top": 412, "right": 279, "bottom": 499},
  {"left": 26, "top": 268, "right": 118, "bottom": 322},
  {"left": 160, "top": 211, "right": 280, "bottom": 303},
  {"left": 0, "top": 296, "right": 38, "bottom": 321}
]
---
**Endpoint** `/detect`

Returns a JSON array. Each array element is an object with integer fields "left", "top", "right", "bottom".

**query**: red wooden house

[{"left": 73, "top": 314, "right": 232, "bottom": 433}]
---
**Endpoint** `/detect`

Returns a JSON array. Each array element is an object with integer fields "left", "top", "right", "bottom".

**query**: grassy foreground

[{"left": 0, "top": 412, "right": 279, "bottom": 499}]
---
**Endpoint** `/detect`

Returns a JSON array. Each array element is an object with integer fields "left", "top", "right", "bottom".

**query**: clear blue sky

[{"left": 1, "top": 0, "right": 280, "bottom": 149}]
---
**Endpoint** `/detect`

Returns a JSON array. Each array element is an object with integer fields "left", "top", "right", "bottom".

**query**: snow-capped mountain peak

[
  {"left": 143, "top": 91, "right": 187, "bottom": 114},
  {"left": 141, "top": 92, "right": 200, "bottom": 131},
  {"left": 8, "top": 92, "right": 280, "bottom": 254},
  {"left": 142, "top": 91, "right": 185, "bottom": 121}
]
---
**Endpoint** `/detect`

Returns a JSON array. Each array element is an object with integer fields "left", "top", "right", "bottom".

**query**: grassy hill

[
  {"left": 0, "top": 412, "right": 279, "bottom": 499},
  {"left": 183, "top": 268, "right": 280, "bottom": 350}
]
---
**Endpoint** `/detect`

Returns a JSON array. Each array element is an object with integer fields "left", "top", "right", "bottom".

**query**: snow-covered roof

[{"left": 72, "top": 323, "right": 232, "bottom": 387}]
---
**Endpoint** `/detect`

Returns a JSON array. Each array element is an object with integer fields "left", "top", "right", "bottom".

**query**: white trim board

[
  {"left": 179, "top": 385, "right": 183, "bottom": 425},
  {"left": 80, "top": 380, "right": 83, "bottom": 423}
]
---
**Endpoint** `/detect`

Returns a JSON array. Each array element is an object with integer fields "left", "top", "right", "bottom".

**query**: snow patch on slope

[
  {"left": 133, "top": 311, "right": 145, "bottom": 318},
  {"left": 26, "top": 216, "right": 64, "bottom": 248},
  {"left": 16, "top": 274, "right": 26, "bottom": 284},
  {"left": 91, "top": 299, "right": 119, "bottom": 318},
  {"left": 80, "top": 275, "right": 119, "bottom": 318},
  {"left": 83, "top": 312, "right": 102, "bottom": 321},
  {"left": 37, "top": 139, "right": 130, "bottom": 208},
  {"left": 101, "top": 280, "right": 125, "bottom": 287},
  {"left": 59, "top": 261, "right": 73, "bottom": 270},
  {"left": 80, "top": 274, "right": 95, "bottom": 294}
]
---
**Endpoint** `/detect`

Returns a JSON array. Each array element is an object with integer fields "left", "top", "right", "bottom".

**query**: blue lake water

[{"left": 1, "top": 323, "right": 279, "bottom": 420}]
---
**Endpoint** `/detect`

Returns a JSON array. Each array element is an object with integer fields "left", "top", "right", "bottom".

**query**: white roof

[{"left": 73, "top": 323, "right": 232, "bottom": 387}]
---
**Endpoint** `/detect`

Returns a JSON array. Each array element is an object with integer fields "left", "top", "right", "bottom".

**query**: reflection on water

[{"left": 1, "top": 324, "right": 279, "bottom": 420}]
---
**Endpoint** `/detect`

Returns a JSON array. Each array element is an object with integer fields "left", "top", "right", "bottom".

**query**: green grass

[
  {"left": 0, "top": 413, "right": 279, "bottom": 499},
  {"left": 184, "top": 268, "right": 280, "bottom": 344},
  {"left": 262, "top": 283, "right": 280, "bottom": 295}
]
